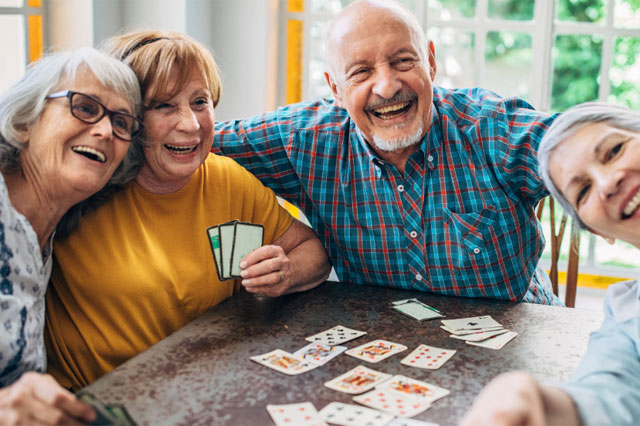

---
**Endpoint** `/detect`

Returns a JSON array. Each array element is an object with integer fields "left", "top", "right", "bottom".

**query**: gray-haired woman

[
  {"left": 462, "top": 102, "right": 640, "bottom": 426},
  {"left": 0, "top": 47, "right": 142, "bottom": 424}
]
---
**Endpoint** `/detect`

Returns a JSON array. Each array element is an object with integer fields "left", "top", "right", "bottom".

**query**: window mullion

[
  {"left": 474, "top": 0, "right": 489, "bottom": 87},
  {"left": 531, "top": 0, "right": 555, "bottom": 111},
  {"left": 598, "top": 0, "right": 617, "bottom": 101}
]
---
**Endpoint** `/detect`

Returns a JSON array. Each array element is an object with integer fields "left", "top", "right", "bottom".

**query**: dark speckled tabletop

[{"left": 85, "top": 281, "right": 603, "bottom": 426}]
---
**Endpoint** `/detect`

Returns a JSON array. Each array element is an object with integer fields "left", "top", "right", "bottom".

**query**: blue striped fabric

[{"left": 214, "top": 86, "right": 561, "bottom": 305}]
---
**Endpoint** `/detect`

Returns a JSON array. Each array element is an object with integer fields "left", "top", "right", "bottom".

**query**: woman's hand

[{"left": 0, "top": 372, "right": 95, "bottom": 425}]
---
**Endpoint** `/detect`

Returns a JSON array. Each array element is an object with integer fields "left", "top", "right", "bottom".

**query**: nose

[
  {"left": 371, "top": 66, "right": 402, "bottom": 100},
  {"left": 89, "top": 114, "right": 114, "bottom": 140},
  {"left": 175, "top": 107, "right": 200, "bottom": 133},
  {"left": 594, "top": 168, "right": 624, "bottom": 200}
]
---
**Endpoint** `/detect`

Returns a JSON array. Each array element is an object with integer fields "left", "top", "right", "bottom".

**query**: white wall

[{"left": 90, "top": 0, "right": 277, "bottom": 121}]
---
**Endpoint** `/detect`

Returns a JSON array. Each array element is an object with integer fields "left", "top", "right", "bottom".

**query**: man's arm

[{"left": 238, "top": 218, "right": 331, "bottom": 297}]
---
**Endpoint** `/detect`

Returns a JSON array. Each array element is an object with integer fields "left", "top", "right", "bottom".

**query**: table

[{"left": 85, "top": 281, "right": 603, "bottom": 425}]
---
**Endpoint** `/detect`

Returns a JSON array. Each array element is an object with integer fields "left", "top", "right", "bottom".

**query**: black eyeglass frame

[{"left": 47, "top": 90, "right": 143, "bottom": 142}]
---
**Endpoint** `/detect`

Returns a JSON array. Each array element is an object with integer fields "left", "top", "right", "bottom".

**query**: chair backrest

[{"left": 536, "top": 197, "right": 580, "bottom": 307}]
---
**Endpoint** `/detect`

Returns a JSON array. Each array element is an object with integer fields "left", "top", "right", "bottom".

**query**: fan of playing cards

[
  {"left": 253, "top": 306, "right": 517, "bottom": 426},
  {"left": 207, "top": 220, "right": 264, "bottom": 280}
]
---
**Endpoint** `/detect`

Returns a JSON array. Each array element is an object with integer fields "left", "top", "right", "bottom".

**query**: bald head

[{"left": 326, "top": 0, "right": 428, "bottom": 78}]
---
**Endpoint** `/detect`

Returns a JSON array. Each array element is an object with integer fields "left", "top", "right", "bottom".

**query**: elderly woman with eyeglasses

[
  {"left": 461, "top": 102, "right": 640, "bottom": 426},
  {"left": 0, "top": 48, "right": 142, "bottom": 424}
]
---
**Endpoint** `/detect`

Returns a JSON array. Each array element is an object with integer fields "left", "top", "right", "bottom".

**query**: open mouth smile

[
  {"left": 370, "top": 100, "right": 413, "bottom": 120},
  {"left": 72, "top": 146, "right": 106, "bottom": 163},
  {"left": 165, "top": 144, "right": 198, "bottom": 154},
  {"left": 622, "top": 187, "right": 640, "bottom": 220}
]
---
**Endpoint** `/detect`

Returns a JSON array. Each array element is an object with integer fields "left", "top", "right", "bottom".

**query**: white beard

[{"left": 372, "top": 122, "right": 424, "bottom": 152}]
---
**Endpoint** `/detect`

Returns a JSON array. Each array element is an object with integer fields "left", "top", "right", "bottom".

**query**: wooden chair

[{"left": 536, "top": 197, "right": 580, "bottom": 307}]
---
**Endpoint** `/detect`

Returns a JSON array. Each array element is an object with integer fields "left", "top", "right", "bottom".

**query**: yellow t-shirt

[{"left": 45, "top": 154, "right": 293, "bottom": 390}]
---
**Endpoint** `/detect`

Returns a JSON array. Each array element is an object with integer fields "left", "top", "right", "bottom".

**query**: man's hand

[
  {"left": 0, "top": 372, "right": 96, "bottom": 425},
  {"left": 240, "top": 244, "right": 293, "bottom": 297}
]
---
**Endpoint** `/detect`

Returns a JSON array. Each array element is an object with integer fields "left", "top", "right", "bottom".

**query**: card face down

[
  {"left": 391, "top": 298, "right": 443, "bottom": 321},
  {"left": 230, "top": 222, "right": 264, "bottom": 278},
  {"left": 219, "top": 221, "right": 238, "bottom": 280},
  {"left": 206, "top": 225, "right": 224, "bottom": 281}
]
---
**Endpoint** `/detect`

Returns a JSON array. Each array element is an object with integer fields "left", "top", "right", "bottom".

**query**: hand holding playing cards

[
  {"left": 460, "top": 371, "right": 579, "bottom": 426},
  {"left": 239, "top": 244, "right": 294, "bottom": 296},
  {"left": 0, "top": 372, "right": 95, "bottom": 425},
  {"left": 240, "top": 219, "right": 330, "bottom": 297}
]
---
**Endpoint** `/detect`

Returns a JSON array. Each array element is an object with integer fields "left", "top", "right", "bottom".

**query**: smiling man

[{"left": 214, "top": 0, "right": 560, "bottom": 304}]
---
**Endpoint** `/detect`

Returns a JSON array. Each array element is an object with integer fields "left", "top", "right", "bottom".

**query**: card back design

[
  {"left": 206, "top": 225, "right": 224, "bottom": 281},
  {"left": 218, "top": 221, "right": 238, "bottom": 280},
  {"left": 230, "top": 222, "right": 264, "bottom": 278},
  {"left": 391, "top": 298, "right": 443, "bottom": 321}
]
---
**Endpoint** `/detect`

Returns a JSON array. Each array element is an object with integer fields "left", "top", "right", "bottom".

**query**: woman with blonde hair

[{"left": 45, "top": 30, "right": 330, "bottom": 390}]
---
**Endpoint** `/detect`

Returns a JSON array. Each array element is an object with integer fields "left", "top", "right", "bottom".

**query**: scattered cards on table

[
  {"left": 324, "top": 365, "right": 392, "bottom": 394},
  {"left": 441, "top": 315, "right": 517, "bottom": 350},
  {"left": 293, "top": 342, "right": 347, "bottom": 366},
  {"left": 77, "top": 391, "right": 137, "bottom": 426},
  {"left": 305, "top": 325, "right": 367, "bottom": 346},
  {"left": 266, "top": 402, "right": 327, "bottom": 426},
  {"left": 346, "top": 339, "right": 407, "bottom": 363},
  {"left": 400, "top": 344, "right": 456, "bottom": 370},
  {"left": 207, "top": 220, "right": 264, "bottom": 281},
  {"left": 391, "top": 298, "right": 443, "bottom": 321},
  {"left": 251, "top": 349, "right": 318, "bottom": 375}
]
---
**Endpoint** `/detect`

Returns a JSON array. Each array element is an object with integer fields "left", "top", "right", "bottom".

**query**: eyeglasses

[{"left": 47, "top": 90, "right": 143, "bottom": 142}]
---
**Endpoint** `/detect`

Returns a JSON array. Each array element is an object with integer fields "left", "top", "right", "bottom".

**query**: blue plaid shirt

[{"left": 214, "top": 87, "right": 560, "bottom": 305}]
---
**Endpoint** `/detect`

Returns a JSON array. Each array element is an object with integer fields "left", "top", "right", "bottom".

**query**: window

[
  {"left": 279, "top": 0, "right": 640, "bottom": 279},
  {"left": 0, "top": 0, "right": 44, "bottom": 93}
]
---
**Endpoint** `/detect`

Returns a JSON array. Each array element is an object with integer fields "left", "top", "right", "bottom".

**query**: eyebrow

[{"left": 343, "top": 47, "right": 419, "bottom": 73}]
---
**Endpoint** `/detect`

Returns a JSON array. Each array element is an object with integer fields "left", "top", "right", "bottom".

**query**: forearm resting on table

[
  {"left": 280, "top": 220, "right": 330, "bottom": 294},
  {"left": 541, "top": 385, "right": 580, "bottom": 426}
]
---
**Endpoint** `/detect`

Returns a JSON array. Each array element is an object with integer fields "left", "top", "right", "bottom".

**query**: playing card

[
  {"left": 440, "top": 325, "right": 504, "bottom": 335},
  {"left": 250, "top": 349, "right": 318, "bottom": 375},
  {"left": 305, "top": 325, "right": 367, "bottom": 346},
  {"left": 219, "top": 220, "right": 238, "bottom": 280},
  {"left": 318, "top": 402, "right": 394, "bottom": 426},
  {"left": 440, "top": 316, "right": 502, "bottom": 332},
  {"left": 106, "top": 404, "right": 137, "bottom": 426},
  {"left": 400, "top": 344, "right": 456, "bottom": 370},
  {"left": 378, "top": 375, "right": 450, "bottom": 404},
  {"left": 292, "top": 342, "right": 347, "bottom": 366},
  {"left": 353, "top": 388, "right": 431, "bottom": 418},
  {"left": 76, "top": 391, "right": 120, "bottom": 425},
  {"left": 266, "top": 402, "right": 327, "bottom": 426},
  {"left": 230, "top": 222, "right": 264, "bottom": 278},
  {"left": 206, "top": 225, "right": 224, "bottom": 281},
  {"left": 324, "top": 365, "right": 392, "bottom": 394},
  {"left": 345, "top": 339, "right": 407, "bottom": 363},
  {"left": 466, "top": 331, "right": 518, "bottom": 350},
  {"left": 449, "top": 328, "right": 508, "bottom": 342},
  {"left": 391, "top": 298, "right": 443, "bottom": 321},
  {"left": 387, "top": 418, "right": 440, "bottom": 426}
]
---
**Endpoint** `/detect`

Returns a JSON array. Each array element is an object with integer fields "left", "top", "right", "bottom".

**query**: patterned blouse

[{"left": 0, "top": 172, "right": 52, "bottom": 387}]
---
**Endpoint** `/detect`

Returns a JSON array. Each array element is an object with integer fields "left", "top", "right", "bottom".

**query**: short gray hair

[
  {"left": 0, "top": 46, "right": 142, "bottom": 183},
  {"left": 538, "top": 102, "right": 640, "bottom": 229}
]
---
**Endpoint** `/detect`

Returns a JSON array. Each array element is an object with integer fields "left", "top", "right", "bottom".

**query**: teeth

[
  {"left": 623, "top": 188, "right": 640, "bottom": 217},
  {"left": 72, "top": 146, "right": 106, "bottom": 163},
  {"left": 165, "top": 144, "right": 197, "bottom": 154},
  {"left": 374, "top": 101, "right": 409, "bottom": 115}
]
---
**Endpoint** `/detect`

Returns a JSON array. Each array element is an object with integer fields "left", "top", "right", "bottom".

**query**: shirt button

[
  {"left": 410, "top": 231, "right": 417, "bottom": 238},
  {"left": 427, "top": 155, "right": 434, "bottom": 162},
  {"left": 473, "top": 248, "right": 481, "bottom": 254},
  {"left": 397, "top": 184, "right": 404, "bottom": 192},
  {"left": 416, "top": 274, "right": 423, "bottom": 281}
]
